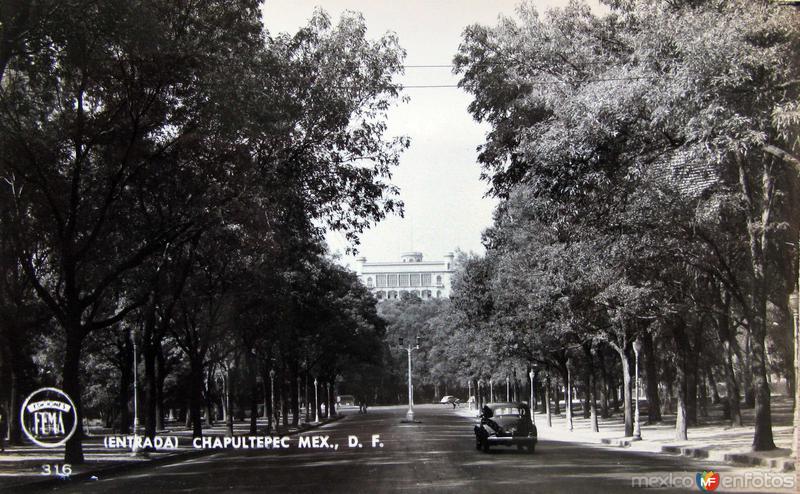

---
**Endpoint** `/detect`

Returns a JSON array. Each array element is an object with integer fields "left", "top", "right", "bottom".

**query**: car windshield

[{"left": 491, "top": 407, "right": 520, "bottom": 416}]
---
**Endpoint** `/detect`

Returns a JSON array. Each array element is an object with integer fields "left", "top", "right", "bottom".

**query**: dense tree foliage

[
  {"left": 0, "top": 1, "right": 405, "bottom": 463},
  {"left": 449, "top": 0, "right": 799, "bottom": 451}
]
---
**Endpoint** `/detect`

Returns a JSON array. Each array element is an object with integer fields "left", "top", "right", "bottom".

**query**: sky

[{"left": 261, "top": 1, "right": 593, "bottom": 267}]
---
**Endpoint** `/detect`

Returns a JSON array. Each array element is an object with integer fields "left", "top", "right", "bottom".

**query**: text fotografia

[{"left": 103, "top": 434, "right": 384, "bottom": 450}]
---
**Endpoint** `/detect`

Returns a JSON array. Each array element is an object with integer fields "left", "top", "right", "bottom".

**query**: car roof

[{"left": 487, "top": 402, "right": 527, "bottom": 408}]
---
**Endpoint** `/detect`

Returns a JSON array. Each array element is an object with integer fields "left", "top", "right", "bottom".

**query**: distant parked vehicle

[
  {"left": 337, "top": 395, "right": 356, "bottom": 407},
  {"left": 473, "top": 402, "right": 537, "bottom": 453},
  {"left": 440, "top": 395, "right": 460, "bottom": 408}
]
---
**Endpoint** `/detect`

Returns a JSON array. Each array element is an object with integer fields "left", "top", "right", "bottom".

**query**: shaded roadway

[{"left": 41, "top": 404, "right": 763, "bottom": 493}]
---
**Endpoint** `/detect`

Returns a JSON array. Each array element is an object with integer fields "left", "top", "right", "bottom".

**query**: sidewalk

[
  {"left": 456, "top": 396, "right": 796, "bottom": 473},
  {"left": 0, "top": 411, "right": 348, "bottom": 492}
]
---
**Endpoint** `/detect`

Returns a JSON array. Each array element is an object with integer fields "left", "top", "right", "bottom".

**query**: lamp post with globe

[
  {"left": 529, "top": 366, "right": 538, "bottom": 426},
  {"left": 269, "top": 369, "right": 276, "bottom": 432},
  {"left": 633, "top": 338, "right": 643, "bottom": 441},
  {"left": 400, "top": 336, "right": 420, "bottom": 422},
  {"left": 314, "top": 378, "right": 319, "bottom": 423}
]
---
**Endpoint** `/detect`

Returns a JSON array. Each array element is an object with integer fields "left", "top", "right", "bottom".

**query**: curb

[
  {"left": 601, "top": 437, "right": 632, "bottom": 448},
  {"left": 722, "top": 452, "right": 795, "bottom": 473},
  {"left": 661, "top": 445, "right": 710, "bottom": 460},
  {"left": 597, "top": 437, "right": 793, "bottom": 473},
  {"left": 9, "top": 414, "right": 346, "bottom": 492},
  {"left": 456, "top": 408, "right": 796, "bottom": 473}
]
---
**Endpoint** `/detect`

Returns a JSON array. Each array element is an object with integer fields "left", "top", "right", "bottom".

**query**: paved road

[{"left": 42, "top": 405, "right": 769, "bottom": 493}]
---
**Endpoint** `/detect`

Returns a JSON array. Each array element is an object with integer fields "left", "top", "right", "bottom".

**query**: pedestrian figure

[{"left": 0, "top": 406, "right": 7, "bottom": 452}]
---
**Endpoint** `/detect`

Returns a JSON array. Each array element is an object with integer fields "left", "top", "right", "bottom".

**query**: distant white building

[{"left": 355, "top": 252, "right": 455, "bottom": 301}]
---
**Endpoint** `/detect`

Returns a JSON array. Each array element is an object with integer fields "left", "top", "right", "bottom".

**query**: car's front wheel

[
  {"left": 481, "top": 440, "right": 490, "bottom": 453},
  {"left": 527, "top": 443, "right": 536, "bottom": 454}
]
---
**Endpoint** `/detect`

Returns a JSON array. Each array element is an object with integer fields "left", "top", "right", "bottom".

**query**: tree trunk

[
  {"left": 584, "top": 344, "right": 599, "bottom": 432},
  {"left": 8, "top": 365, "right": 22, "bottom": 444},
  {"left": 675, "top": 369, "right": 688, "bottom": 441},
  {"left": 63, "top": 327, "right": 85, "bottom": 464},
  {"left": 610, "top": 342, "right": 632, "bottom": 437},
  {"left": 686, "top": 325, "right": 700, "bottom": 427},
  {"left": 117, "top": 337, "right": 132, "bottom": 434},
  {"left": 673, "top": 319, "right": 690, "bottom": 441},
  {"left": 717, "top": 288, "right": 743, "bottom": 426},
  {"left": 737, "top": 151, "right": 775, "bottom": 451},
  {"left": 743, "top": 332, "right": 756, "bottom": 408},
  {"left": 699, "top": 367, "right": 709, "bottom": 419},
  {"left": 552, "top": 375, "right": 560, "bottom": 415},
  {"left": 156, "top": 347, "right": 166, "bottom": 431},
  {"left": 545, "top": 375, "right": 552, "bottom": 427},
  {"left": 792, "top": 264, "right": 799, "bottom": 478},
  {"left": 204, "top": 369, "right": 215, "bottom": 428},
  {"left": 328, "top": 381, "right": 336, "bottom": 418},
  {"left": 249, "top": 354, "right": 258, "bottom": 435},
  {"left": 750, "top": 300, "right": 775, "bottom": 450},
  {"left": 143, "top": 338, "right": 158, "bottom": 441},
  {"left": 291, "top": 363, "right": 299, "bottom": 427},
  {"left": 189, "top": 359, "right": 204, "bottom": 438},
  {"left": 707, "top": 363, "right": 721, "bottom": 406},
  {"left": 643, "top": 333, "right": 661, "bottom": 423},
  {"left": 599, "top": 351, "right": 610, "bottom": 418},
  {"left": 224, "top": 366, "right": 233, "bottom": 437},
  {"left": 281, "top": 373, "right": 290, "bottom": 426},
  {"left": 565, "top": 363, "right": 573, "bottom": 431}
]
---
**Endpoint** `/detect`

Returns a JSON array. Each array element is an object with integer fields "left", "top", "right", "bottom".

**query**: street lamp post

[
  {"left": 489, "top": 380, "right": 494, "bottom": 403},
  {"left": 478, "top": 379, "right": 485, "bottom": 410},
  {"left": 506, "top": 376, "right": 510, "bottom": 402},
  {"left": 566, "top": 359, "right": 573, "bottom": 432},
  {"left": 400, "top": 336, "right": 420, "bottom": 421},
  {"left": 790, "top": 291, "right": 799, "bottom": 463},
  {"left": 224, "top": 364, "right": 233, "bottom": 436},
  {"left": 545, "top": 372, "right": 552, "bottom": 427},
  {"left": 467, "top": 379, "right": 472, "bottom": 410},
  {"left": 269, "top": 369, "right": 276, "bottom": 432},
  {"left": 633, "top": 338, "right": 643, "bottom": 441},
  {"left": 326, "top": 382, "right": 332, "bottom": 418},
  {"left": 529, "top": 367, "right": 537, "bottom": 426},
  {"left": 314, "top": 378, "right": 319, "bottom": 423},
  {"left": 131, "top": 328, "right": 140, "bottom": 455}
]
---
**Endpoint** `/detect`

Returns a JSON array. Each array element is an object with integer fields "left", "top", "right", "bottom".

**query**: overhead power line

[{"left": 403, "top": 64, "right": 454, "bottom": 68}]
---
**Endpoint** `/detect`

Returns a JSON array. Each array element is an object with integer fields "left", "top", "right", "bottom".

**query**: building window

[
  {"left": 376, "top": 291, "right": 385, "bottom": 300},
  {"left": 422, "top": 290, "right": 431, "bottom": 298},
  {"left": 410, "top": 273, "right": 420, "bottom": 286},
  {"left": 388, "top": 274, "right": 398, "bottom": 287},
  {"left": 412, "top": 290, "right": 420, "bottom": 297},
  {"left": 436, "top": 275, "right": 442, "bottom": 285},
  {"left": 422, "top": 273, "right": 431, "bottom": 286},
  {"left": 399, "top": 273, "right": 409, "bottom": 287},
  {"left": 388, "top": 290, "right": 398, "bottom": 299},
  {"left": 366, "top": 277, "right": 373, "bottom": 287},
  {"left": 376, "top": 274, "right": 387, "bottom": 288},
  {"left": 436, "top": 290, "right": 441, "bottom": 297}
]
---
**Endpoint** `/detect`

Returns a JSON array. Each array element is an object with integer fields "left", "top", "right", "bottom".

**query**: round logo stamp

[{"left": 20, "top": 387, "right": 78, "bottom": 448}]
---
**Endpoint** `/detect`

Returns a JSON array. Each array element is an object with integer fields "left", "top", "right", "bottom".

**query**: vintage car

[
  {"left": 473, "top": 402, "right": 537, "bottom": 453},
  {"left": 440, "top": 395, "right": 460, "bottom": 406}
]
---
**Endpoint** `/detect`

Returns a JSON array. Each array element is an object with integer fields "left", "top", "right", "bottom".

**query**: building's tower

[
  {"left": 355, "top": 256, "right": 366, "bottom": 275},
  {"left": 444, "top": 252, "right": 454, "bottom": 270},
  {"left": 400, "top": 251, "right": 423, "bottom": 263}
]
